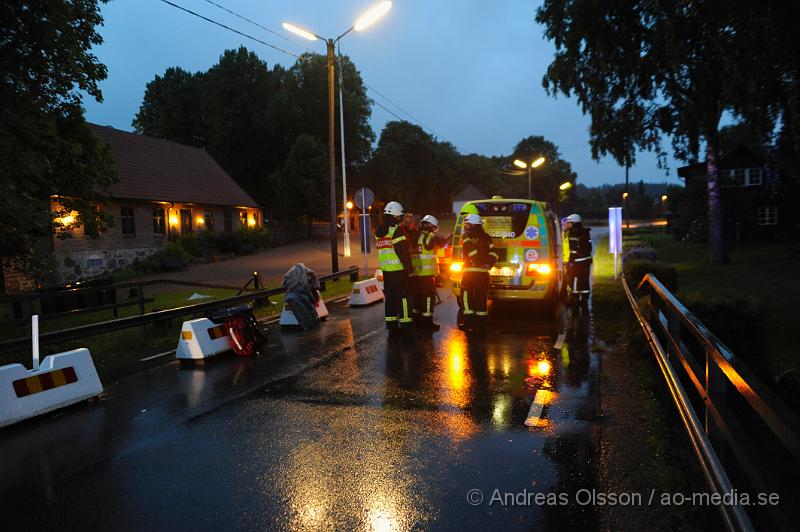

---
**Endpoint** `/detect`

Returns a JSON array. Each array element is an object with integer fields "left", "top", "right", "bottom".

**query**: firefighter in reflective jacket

[
  {"left": 376, "top": 201, "right": 415, "bottom": 334},
  {"left": 414, "top": 215, "right": 449, "bottom": 331},
  {"left": 458, "top": 213, "right": 498, "bottom": 333},
  {"left": 564, "top": 213, "right": 592, "bottom": 305}
]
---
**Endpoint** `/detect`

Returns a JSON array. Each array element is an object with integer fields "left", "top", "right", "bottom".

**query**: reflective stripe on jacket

[
  {"left": 462, "top": 229, "right": 498, "bottom": 273},
  {"left": 376, "top": 225, "right": 406, "bottom": 271},
  {"left": 415, "top": 231, "right": 438, "bottom": 277}
]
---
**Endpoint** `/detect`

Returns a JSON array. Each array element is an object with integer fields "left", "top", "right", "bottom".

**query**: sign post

[
  {"left": 355, "top": 187, "right": 375, "bottom": 279},
  {"left": 608, "top": 207, "right": 623, "bottom": 279}
]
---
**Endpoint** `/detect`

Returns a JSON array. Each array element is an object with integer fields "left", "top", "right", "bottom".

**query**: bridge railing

[{"left": 623, "top": 273, "right": 800, "bottom": 531}]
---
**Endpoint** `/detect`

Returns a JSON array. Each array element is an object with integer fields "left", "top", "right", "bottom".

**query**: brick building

[{"left": 46, "top": 124, "right": 261, "bottom": 284}]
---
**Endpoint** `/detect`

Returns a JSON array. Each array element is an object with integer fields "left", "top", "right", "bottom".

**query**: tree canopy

[
  {"left": 536, "top": 0, "right": 799, "bottom": 263},
  {"left": 0, "top": 0, "right": 116, "bottom": 266},
  {"left": 134, "top": 48, "right": 374, "bottom": 218}
]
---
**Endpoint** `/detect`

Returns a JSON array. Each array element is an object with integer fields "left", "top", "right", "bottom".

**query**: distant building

[
  {"left": 677, "top": 144, "right": 788, "bottom": 240},
  {"left": 452, "top": 184, "right": 486, "bottom": 214},
  {"left": 44, "top": 124, "right": 261, "bottom": 285}
]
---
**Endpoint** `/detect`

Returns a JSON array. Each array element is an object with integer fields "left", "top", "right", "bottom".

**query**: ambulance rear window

[{"left": 474, "top": 202, "right": 532, "bottom": 239}]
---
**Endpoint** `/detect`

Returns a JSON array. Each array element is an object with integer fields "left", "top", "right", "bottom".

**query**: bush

[
  {"left": 624, "top": 260, "right": 678, "bottom": 292},
  {"left": 678, "top": 290, "right": 767, "bottom": 376},
  {"left": 623, "top": 246, "right": 657, "bottom": 262},
  {"left": 132, "top": 242, "right": 190, "bottom": 274}
]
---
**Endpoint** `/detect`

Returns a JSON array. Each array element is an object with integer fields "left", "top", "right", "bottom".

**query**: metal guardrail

[
  {"left": 0, "top": 266, "right": 359, "bottom": 355},
  {"left": 623, "top": 273, "right": 800, "bottom": 531}
]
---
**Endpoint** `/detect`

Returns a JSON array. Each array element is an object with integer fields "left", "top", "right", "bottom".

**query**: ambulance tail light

[
  {"left": 527, "top": 262, "right": 552, "bottom": 276},
  {"left": 450, "top": 262, "right": 463, "bottom": 272}
]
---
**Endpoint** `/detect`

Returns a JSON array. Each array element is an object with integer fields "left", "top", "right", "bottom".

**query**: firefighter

[
  {"left": 414, "top": 215, "right": 450, "bottom": 331},
  {"left": 375, "top": 201, "right": 415, "bottom": 334},
  {"left": 564, "top": 213, "right": 592, "bottom": 306},
  {"left": 458, "top": 213, "right": 498, "bottom": 334},
  {"left": 402, "top": 212, "right": 420, "bottom": 317},
  {"left": 561, "top": 217, "right": 571, "bottom": 300}
]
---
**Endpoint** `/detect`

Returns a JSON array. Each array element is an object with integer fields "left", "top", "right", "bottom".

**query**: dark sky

[{"left": 84, "top": 0, "right": 682, "bottom": 187}]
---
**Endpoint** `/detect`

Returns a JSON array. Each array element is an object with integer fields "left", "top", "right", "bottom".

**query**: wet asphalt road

[{"left": 0, "top": 289, "right": 600, "bottom": 531}]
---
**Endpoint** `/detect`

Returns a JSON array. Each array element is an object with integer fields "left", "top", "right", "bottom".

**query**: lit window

[
  {"left": 152, "top": 208, "right": 166, "bottom": 235},
  {"left": 120, "top": 207, "right": 135, "bottom": 236},
  {"left": 757, "top": 206, "right": 778, "bottom": 226},
  {"left": 239, "top": 211, "right": 247, "bottom": 226}
]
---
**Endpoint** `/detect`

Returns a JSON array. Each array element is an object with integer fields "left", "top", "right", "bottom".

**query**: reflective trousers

[
  {"left": 416, "top": 275, "right": 437, "bottom": 320},
  {"left": 383, "top": 270, "right": 413, "bottom": 329},
  {"left": 567, "top": 261, "right": 591, "bottom": 300},
  {"left": 460, "top": 271, "right": 489, "bottom": 329}
]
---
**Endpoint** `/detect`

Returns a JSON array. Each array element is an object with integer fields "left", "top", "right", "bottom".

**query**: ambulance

[{"left": 449, "top": 197, "right": 565, "bottom": 307}]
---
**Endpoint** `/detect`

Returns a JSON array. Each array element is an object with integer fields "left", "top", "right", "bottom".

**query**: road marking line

[
  {"left": 553, "top": 333, "right": 565, "bottom": 350},
  {"left": 524, "top": 389, "right": 553, "bottom": 427}
]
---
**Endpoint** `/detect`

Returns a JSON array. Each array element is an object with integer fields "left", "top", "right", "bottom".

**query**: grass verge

[
  {"left": 628, "top": 232, "right": 799, "bottom": 379},
  {"left": 0, "top": 278, "right": 353, "bottom": 382},
  {"left": 591, "top": 234, "right": 713, "bottom": 530}
]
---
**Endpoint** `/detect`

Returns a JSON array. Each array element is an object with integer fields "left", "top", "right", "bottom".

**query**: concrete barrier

[
  {"left": 349, "top": 277, "right": 384, "bottom": 306},
  {"left": 279, "top": 292, "right": 329, "bottom": 326},
  {"left": 0, "top": 348, "right": 103, "bottom": 428},
  {"left": 175, "top": 318, "right": 233, "bottom": 361}
]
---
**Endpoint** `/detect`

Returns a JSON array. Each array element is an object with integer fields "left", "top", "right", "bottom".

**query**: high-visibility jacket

[
  {"left": 376, "top": 224, "right": 407, "bottom": 272},
  {"left": 414, "top": 230, "right": 438, "bottom": 277},
  {"left": 567, "top": 224, "right": 593, "bottom": 264},
  {"left": 462, "top": 227, "right": 499, "bottom": 272},
  {"left": 562, "top": 232, "right": 570, "bottom": 263}
]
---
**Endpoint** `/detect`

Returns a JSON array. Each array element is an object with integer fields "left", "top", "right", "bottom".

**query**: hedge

[{"left": 623, "top": 260, "right": 679, "bottom": 292}]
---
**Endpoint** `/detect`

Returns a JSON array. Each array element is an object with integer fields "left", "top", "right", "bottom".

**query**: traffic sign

[{"left": 354, "top": 187, "right": 374, "bottom": 209}]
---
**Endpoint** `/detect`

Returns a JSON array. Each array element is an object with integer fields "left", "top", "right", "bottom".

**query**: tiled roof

[{"left": 90, "top": 124, "right": 259, "bottom": 208}]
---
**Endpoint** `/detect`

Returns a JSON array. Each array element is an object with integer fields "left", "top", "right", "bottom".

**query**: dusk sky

[{"left": 84, "top": 0, "right": 682, "bottom": 187}]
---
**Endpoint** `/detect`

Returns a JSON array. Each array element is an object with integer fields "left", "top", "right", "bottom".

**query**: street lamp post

[
  {"left": 283, "top": 1, "right": 392, "bottom": 273},
  {"left": 513, "top": 156, "right": 546, "bottom": 199}
]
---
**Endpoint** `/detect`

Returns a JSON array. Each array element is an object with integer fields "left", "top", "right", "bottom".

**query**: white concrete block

[
  {"left": 0, "top": 348, "right": 103, "bottom": 428},
  {"left": 175, "top": 318, "right": 233, "bottom": 360},
  {"left": 348, "top": 278, "right": 384, "bottom": 306}
]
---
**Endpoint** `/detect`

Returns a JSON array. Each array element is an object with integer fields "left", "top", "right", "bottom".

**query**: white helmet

[
  {"left": 421, "top": 214, "right": 439, "bottom": 227},
  {"left": 464, "top": 213, "right": 482, "bottom": 225},
  {"left": 383, "top": 201, "right": 404, "bottom": 217},
  {"left": 566, "top": 213, "right": 582, "bottom": 223}
]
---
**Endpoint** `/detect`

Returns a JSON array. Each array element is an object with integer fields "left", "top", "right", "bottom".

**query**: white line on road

[
  {"left": 524, "top": 389, "right": 554, "bottom": 427},
  {"left": 553, "top": 333, "right": 565, "bottom": 350}
]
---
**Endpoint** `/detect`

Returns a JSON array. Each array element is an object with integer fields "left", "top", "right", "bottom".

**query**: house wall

[{"left": 51, "top": 199, "right": 261, "bottom": 283}]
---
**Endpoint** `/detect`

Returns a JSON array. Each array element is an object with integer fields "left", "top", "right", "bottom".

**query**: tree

[
  {"left": 271, "top": 134, "right": 327, "bottom": 222},
  {"left": 361, "top": 121, "right": 461, "bottom": 214},
  {"left": 134, "top": 48, "right": 375, "bottom": 219},
  {"left": 507, "top": 135, "right": 578, "bottom": 208},
  {"left": 132, "top": 67, "right": 205, "bottom": 146},
  {"left": 0, "top": 0, "right": 116, "bottom": 267},
  {"left": 535, "top": 0, "right": 794, "bottom": 263}
]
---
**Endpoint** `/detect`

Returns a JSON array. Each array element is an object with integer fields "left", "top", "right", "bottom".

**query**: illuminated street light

[
  {"left": 283, "top": 1, "right": 392, "bottom": 269},
  {"left": 511, "top": 157, "right": 547, "bottom": 199},
  {"left": 354, "top": 1, "right": 392, "bottom": 31},
  {"left": 622, "top": 192, "right": 629, "bottom": 199},
  {"left": 281, "top": 22, "right": 318, "bottom": 41},
  {"left": 559, "top": 181, "right": 573, "bottom": 191},
  {"left": 346, "top": 201, "right": 354, "bottom": 210},
  {"left": 661, "top": 195, "right": 668, "bottom": 201}
]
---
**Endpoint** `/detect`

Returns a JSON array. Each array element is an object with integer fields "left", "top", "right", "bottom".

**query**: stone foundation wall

[{"left": 55, "top": 247, "right": 160, "bottom": 283}]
